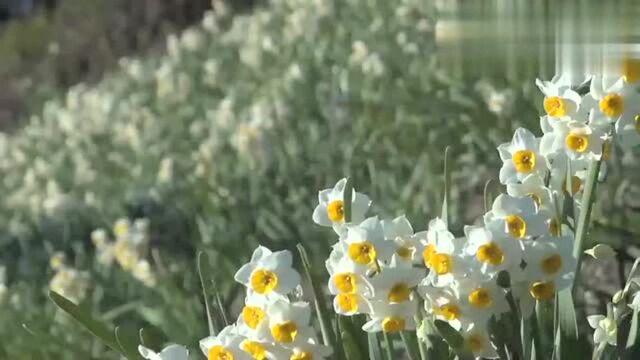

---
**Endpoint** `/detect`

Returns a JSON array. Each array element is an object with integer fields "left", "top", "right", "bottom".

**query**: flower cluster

[
  {"left": 196, "top": 246, "right": 332, "bottom": 360},
  {"left": 48, "top": 252, "right": 91, "bottom": 305},
  {"left": 91, "top": 218, "right": 156, "bottom": 287},
  {"left": 306, "top": 74, "right": 639, "bottom": 357}
]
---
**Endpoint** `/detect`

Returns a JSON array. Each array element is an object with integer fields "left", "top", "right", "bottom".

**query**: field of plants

[{"left": 1, "top": 0, "right": 639, "bottom": 359}]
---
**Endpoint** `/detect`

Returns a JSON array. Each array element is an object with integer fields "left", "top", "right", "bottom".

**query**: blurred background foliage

[{"left": 0, "top": 0, "right": 638, "bottom": 358}]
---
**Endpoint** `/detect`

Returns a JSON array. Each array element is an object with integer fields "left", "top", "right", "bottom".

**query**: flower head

[{"left": 234, "top": 246, "right": 301, "bottom": 301}]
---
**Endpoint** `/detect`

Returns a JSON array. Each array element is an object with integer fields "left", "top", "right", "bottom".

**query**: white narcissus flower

[
  {"left": 588, "top": 312, "right": 617, "bottom": 346},
  {"left": 423, "top": 230, "right": 465, "bottom": 288},
  {"left": 463, "top": 225, "right": 522, "bottom": 276},
  {"left": 200, "top": 325, "right": 252, "bottom": 360},
  {"left": 461, "top": 322, "right": 499, "bottom": 359},
  {"left": 546, "top": 153, "right": 588, "bottom": 195},
  {"left": 234, "top": 246, "right": 301, "bottom": 301},
  {"left": 284, "top": 339, "right": 333, "bottom": 360},
  {"left": 312, "top": 178, "right": 371, "bottom": 234},
  {"left": 264, "top": 299, "right": 313, "bottom": 345},
  {"left": 382, "top": 215, "right": 427, "bottom": 265},
  {"left": 362, "top": 299, "right": 418, "bottom": 334},
  {"left": 236, "top": 293, "right": 270, "bottom": 340},
  {"left": 341, "top": 216, "right": 396, "bottom": 267},
  {"left": 522, "top": 235, "right": 576, "bottom": 283},
  {"left": 520, "top": 236, "right": 575, "bottom": 303},
  {"left": 540, "top": 120, "right": 606, "bottom": 161},
  {"left": 370, "top": 255, "right": 425, "bottom": 304},
  {"left": 506, "top": 174, "right": 553, "bottom": 212},
  {"left": 421, "top": 286, "right": 466, "bottom": 331},
  {"left": 484, "top": 194, "right": 548, "bottom": 243},
  {"left": 535, "top": 77, "right": 582, "bottom": 120},
  {"left": 497, "top": 128, "right": 548, "bottom": 184},
  {"left": 614, "top": 103, "right": 640, "bottom": 151},
  {"left": 589, "top": 76, "right": 640, "bottom": 125},
  {"left": 138, "top": 344, "right": 189, "bottom": 360},
  {"left": 455, "top": 275, "right": 509, "bottom": 324},
  {"left": 325, "top": 248, "right": 373, "bottom": 315}
]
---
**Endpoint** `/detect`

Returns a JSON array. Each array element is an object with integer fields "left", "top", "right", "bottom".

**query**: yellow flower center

[
  {"left": 271, "top": 321, "right": 299, "bottom": 343},
  {"left": 388, "top": 283, "right": 411, "bottom": 303},
  {"left": 326, "top": 200, "right": 345, "bottom": 223},
  {"left": 527, "top": 192, "right": 542, "bottom": 208},
  {"left": 543, "top": 96, "right": 567, "bottom": 117},
  {"left": 290, "top": 352, "right": 313, "bottom": 360},
  {"left": 348, "top": 242, "right": 377, "bottom": 265},
  {"left": 468, "top": 288, "right": 493, "bottom": 309},
  {"left": 250, "top": 269, "right": 279, "bottom": 294},
  {"left": 336, "top": 293, "right": 359, "bottom": 313},
  {"left": 541, "top": 254, "right": 562, "bottom": 275},
  {"left": 476, "top": 242, "right": 505, "bottom": 266},
  {"left": 565, "top": 132, "right": 589, "bottom": 153},
  {"left": 242, "top": 306, "right": 266, "bottom": 329},
  {"left": 437, "top": 303, "right": 461, "bottom": 320},
  {"left": 334, "top": 273, "right": 357, "bottom": 293},
  {"left": 396, "top": 246, "right": 413, "bottom": 260},
  {"left": 465, "top": 334, "right": 485, "bottom": 353},
  {"left": 432, "top": 253, "right": 453, "bottom": 275},
  {"left": 623, "top": 58, "right": 640, "bottom": 84},
  {"left": 549, "top": 218, "right": 561, "bottom": 236},
  {"left": 512, "top": 150, "right": 536, "bottom": 173},
  {"left": 209, "top": 346, "right": 234, "bottom": 360},
  {"left": 599, "top": 93, "right": 624, "bottom": 117},
  {"left": 422, "top": 244, "right": 436, "bottom": 268},
  {"left": 529, "top": 281, "right": 556, "bottom": 301},
  {"left": 382, "top": 317, "right": 406, "bottom": 333},
  {"left": 506, "top": 214, "right": 527, "bottom": 239},
  {"left": 570, "top": 176, "right": 582, "bottom": 194},
  {"left": 242, "top": 341, "right": 267, "bottom": 360}
]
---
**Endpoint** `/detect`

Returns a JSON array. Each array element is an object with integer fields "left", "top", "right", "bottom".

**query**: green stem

[
  {"left": 383, "top": 332, "right": 394, "bottom": 360},
  {"left": 400, "top": 331, "right": 418, "bottom": 360},
  {"left": 572, "top": 159, "right": 602, "bottom": 292},
  {"left": 297, "top": 244, "right": 336, "bottom": 348},
  {"left": 505, "top": 290, "right": 525, "bottom": 360},
  {"left": 415, "top": 313, "right": 429, "bottom": 360}
]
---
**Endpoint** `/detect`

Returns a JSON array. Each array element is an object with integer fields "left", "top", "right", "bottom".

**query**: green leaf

[
  {"left": 483, "top": 179, "right": 496, "bottom": 213},
  {"left": 555, "top": 289, "right": 579, "bottom": 360},
  {"left": 197, "top": 251, "right": 219, "bottom": 335},
  {"left": 420, "top": 318, "right": 449, "bottom": 359},
  {"left": 139, "top": 327, "right": 166, "bottom": 351},
  {"left": 22, "top": 323, "right": 97, "bottom": 358},
  {"left": 434, "top": 320, "right": 473, "bottom": 360},
  {"left": 441, "top": 146, "right": 452, "bottom": 227},
  {"left": 115, "top": 325, "right": 144, "bottom": 360},
  {"left": 343, "top": 177, "right": 353, "bottom": 223},
  {"left": 626, "top": 308, "right": 639, "bottom": 349},
  {"left": 572, "top": 160, "right": 601, "bottom": 275},
  {"left": 337, "top": 316, "right": 365, "bottom": 360},
  {"left": 49, "top": 290, "right": 122, "bottom": 355},
  {"left": 368, "top": 332, "right": 384, "bottom": 360},
  {"left": 297, "top": 244, "right": 336, "bottom": 348}
]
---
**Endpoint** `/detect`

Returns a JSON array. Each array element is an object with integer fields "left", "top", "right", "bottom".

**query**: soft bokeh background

[{"left": 0, "top": 0, "right": 638, "bottom": 358}]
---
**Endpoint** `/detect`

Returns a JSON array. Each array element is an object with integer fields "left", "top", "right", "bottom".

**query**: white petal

[
  {"left": 362, "top": 319, "right": 382, "bottom": 333},
  {"left": 159, "top": 345, "right": 189, "bottom": 360},
  {"left": 251, "top": 246, "right": 272, "bottom": 262},
  {"left": 234, "top": 263, "right": 256, "bottom": 285},
  {"left": 499, "top": 162, "right": 517, "bottom": 184},
  {"left": 312, "top": 204, "right": 331, "bottom": 226},
  {"left": 199, "top": 336, "right": 216, "bottom": 356},
  {"left": 139, "top": 346, "right": 161, "bottom": 360},
  {"left": 587, "top": 314, "right": 605, "bottom": 328}
]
